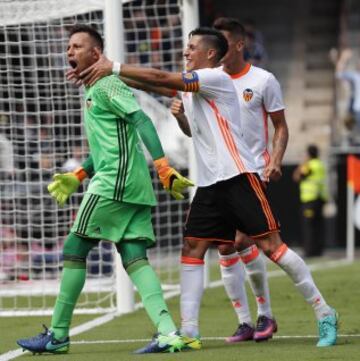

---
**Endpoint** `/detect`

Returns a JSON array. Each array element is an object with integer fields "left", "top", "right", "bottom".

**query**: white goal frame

[{"left": 0, "top": 0, "right": 201, "bottom": 317}]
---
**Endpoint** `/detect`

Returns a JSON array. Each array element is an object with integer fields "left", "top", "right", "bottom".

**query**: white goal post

[{"left": 0, "top": 0, "right": 199, "bottom": 317}]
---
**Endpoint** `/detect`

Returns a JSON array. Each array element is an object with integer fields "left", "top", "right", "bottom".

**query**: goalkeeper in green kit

[{"left": 17, "top": 25, "right": 194, "bottom": 355}]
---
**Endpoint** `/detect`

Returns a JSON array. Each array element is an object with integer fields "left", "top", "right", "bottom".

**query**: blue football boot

[
  {"left": 17, "top": 325, "right": 69, "bottom": 354},
  {"left": 317, "top": 309, "right": 338, "bottom": 347}
]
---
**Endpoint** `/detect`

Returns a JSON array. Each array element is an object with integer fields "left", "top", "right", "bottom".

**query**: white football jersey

[
  {"left": 230, "top": 63, "right": 285, "bottom": 179},
  {"left": 181, "top": 67, "right": 257, "bottom": 187}
]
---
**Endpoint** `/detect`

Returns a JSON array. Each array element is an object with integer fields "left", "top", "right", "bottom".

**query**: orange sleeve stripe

[
  {"left": 219, "top": 256, "right": 239, "bottom": 267},
  {"left": 269, "top": 243, "right": 288, "bottom": 263},
  {"left": 240, "top": 245, "right": 260, "bottom": 264},
  {"left": 181, "top": 256, "right": 205, "bottom": 265}
]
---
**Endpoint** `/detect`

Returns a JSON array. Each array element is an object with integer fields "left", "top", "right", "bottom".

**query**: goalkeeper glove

[
  {"left": 47, "top": 167, "right": 88, "bottom": 206},
  {"left": 154, "top": 157, "right": 194, "bottom": 200}
]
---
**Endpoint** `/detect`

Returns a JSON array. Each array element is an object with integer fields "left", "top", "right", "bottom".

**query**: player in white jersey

[
  {"left": 170, "top": 18, "right": 287, "bottom": 342},
  {"left": 215, "top": 17, "right": 287, "bottom": 342},
  {"left": 171, "top": 21, "right": 337, "bottom": 348},
  {"left": 77, "top": 26, "right": 338, "bottom": 349}
]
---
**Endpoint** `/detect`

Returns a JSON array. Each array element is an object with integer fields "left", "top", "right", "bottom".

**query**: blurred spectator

[
  {"left": 62, "top": 144, "right": 86, "bottom": 172},
  {"left": 127, "top": 53, "right": 140, "bottom": 65},
  {"left": 0, "top": 129, "right": 14, "bottom": 175},
  {"left": 332, "top": 48, "right": 360, "bottom": 143},
  {"left": 244, "top": 31, "right": 268, "bottom": 68},
  {"left": 293, "top": 145, "right": 328, "bottom": 257},
  {"left": 0, "top": 226, "right": 17, "bottom": 281},
  {"left": 244, "top": 18, "right": 265, "bottom": 46}
]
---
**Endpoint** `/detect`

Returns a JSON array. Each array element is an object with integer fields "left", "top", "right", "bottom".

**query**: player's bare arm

[
  {"left": 68, "top": 54, "right": 177, "bottom": 97},
  {"left": 170, "top": 99, "right": 192, "bottom": 137},
  {"left": 120, "top": 76, "right": 177, "bottom": 98},
  {"left": 78, "top": 54, "right": 187, "bottom": 90},
  {"left": 120, "top": 64, "right": 187, "bottom": 91},
  {"left": 263, "top": 109, "right": 289, "bottom": 181}
]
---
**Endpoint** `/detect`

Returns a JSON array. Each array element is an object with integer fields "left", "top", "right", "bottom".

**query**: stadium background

[{"left": 0, "top": 0, "right": 360, "bottom": 359}]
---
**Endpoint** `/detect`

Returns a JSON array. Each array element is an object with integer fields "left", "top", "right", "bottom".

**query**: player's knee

[
  {"left": 63, "top": 233, "right": 95, "bottom": 264},
  {"left": 117, "top": 239, "right": 148, "bottom": 271},
  {"left": 255, "top": 232, "right": 283, "bottom": 258},
  {"left": 234, "top": 232, "right": 255, "bottom": 252},
  {"left": 181, "top": 238, "right": 208, "bottom": 259},
  {"left": 217, "top": 242, "right": 236, "bottom": 256}
]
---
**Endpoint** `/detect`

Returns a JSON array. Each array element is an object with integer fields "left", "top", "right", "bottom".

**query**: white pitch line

[
  {"left": 70, "top": 334, "right": 360, "bottom": 345},
  {"left": 0, "top": 258, "right": 353, "bottom": 361}
]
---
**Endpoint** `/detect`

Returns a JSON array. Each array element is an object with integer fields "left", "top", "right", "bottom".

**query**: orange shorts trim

[
  {"left": 184, "top": 236, "right": 234, "bottom": 243},
  {"left": 181, "top": 256, "right": 205, "bottom": 265},
  {"left": 250, "top": 229, "right": 280, "bottom": 239}
]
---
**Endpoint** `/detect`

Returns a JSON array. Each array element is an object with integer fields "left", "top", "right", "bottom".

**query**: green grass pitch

[{"left": 1, "top": 261, "right": 360, "bottom": 361}]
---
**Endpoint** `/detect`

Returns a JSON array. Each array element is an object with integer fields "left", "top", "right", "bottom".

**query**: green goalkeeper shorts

[{"left": 71, "top": 193, "right": 155, "bottom": 247}]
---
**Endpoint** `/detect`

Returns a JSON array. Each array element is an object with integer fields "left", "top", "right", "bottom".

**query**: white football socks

[
  {"left": 274, "top": 245, "right": 333, "bottom": 320},
  {"left": 239, "top": 246, "right": 272, "bottom": 318},
  {"left": 219, "top": 252, "right": 252, "bottom": 325},
  {"left": 180, "top": 258, "right": 204, "bottom": 337}
]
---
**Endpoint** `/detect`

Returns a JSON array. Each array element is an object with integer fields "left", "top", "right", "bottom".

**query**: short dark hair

[
  {"left": 188, "top": 27, "right": 228, "bottom": 63},
  {"left": 69, "top": 25, "right": 104, "bottom": 52},
  {"left": 307, "top": 144, "right": 319, "bottom": 158},
  {"left": 213, "top": 17, "right": 246, "bottom": 39}
]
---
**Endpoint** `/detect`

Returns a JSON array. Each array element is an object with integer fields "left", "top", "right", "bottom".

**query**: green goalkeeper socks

[
  {"left": 51, "top": 262, "right": 86, "bottom": 340},
  {"left": 127, "top": 261, "right": 177, "bottom": 336}
]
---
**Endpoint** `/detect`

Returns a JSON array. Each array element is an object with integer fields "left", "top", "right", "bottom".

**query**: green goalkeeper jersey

[{"left": 83, "top": 75, "right": 156, "bottom": 206}]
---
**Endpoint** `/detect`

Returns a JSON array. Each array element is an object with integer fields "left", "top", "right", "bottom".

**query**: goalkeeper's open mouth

[{"left": 69, "top": 60, "right": 77, "bottom": 70}]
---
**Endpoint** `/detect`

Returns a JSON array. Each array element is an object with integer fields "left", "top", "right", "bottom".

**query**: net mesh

[{"left": 0, "top": 0, "right": 188, "bottom": 315}]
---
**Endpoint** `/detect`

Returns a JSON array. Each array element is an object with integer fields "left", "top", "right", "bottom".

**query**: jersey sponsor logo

[{"left": 243, "top": 88, "right": 253, "bottom": 102}]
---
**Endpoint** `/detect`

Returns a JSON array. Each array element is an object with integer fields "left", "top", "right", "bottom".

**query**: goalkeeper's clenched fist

[
  {"left": 154, "top": 157, "right": 194, "bottom": 200},
  {"left": 47, "top": 168, "right": 88, "bottom": 206}
]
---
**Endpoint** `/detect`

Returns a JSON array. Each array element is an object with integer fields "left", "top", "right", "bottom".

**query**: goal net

[{"left": 0, "top": 0, "right": 190, "bottom": 316}]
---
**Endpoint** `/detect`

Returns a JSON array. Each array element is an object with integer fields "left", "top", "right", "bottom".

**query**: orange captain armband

[{"left": 73, "top": 167, "right": 88, "bottom": 182}]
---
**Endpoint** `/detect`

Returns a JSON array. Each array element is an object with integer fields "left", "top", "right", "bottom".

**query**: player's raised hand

[
  {"left": 66, "top": 69, "right": 83, "bottom": 87},
  {"left": 154, "top": 157, "right": 194, "bottom": 200},
  {"left": 170, "top": 99, "right": 184, "bottom": 118},
  {"left": 80, "top": 54, "right": 113, "bottom": 86}
]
